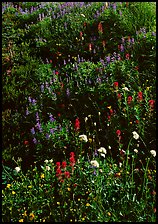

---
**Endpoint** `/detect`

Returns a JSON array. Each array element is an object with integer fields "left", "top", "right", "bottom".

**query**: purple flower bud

[
  {"left": 46, "top": 133, "right": 50, "bottom": 139},
  {"left": 36, "top": 112, "right": 40, "bottom": 122},
  {"left": 106, "top": 56, "right": 111, "bottom": 63},
  {"left": 50, "top": 128, "right": 54, "bottom": 134},
  {"left": 49, "top": 114, "right": 55, "bottom": 122},
  {"left": 113, "top": 3, "right": 116, "bottom": 10},
  {"left": 66, "top": 88, "right": 70, "bottom": 97},
  {"left": 131, "top": 38, "right": 135, "bottom": 43},
  {"left": 26, "top": 109, "right": 29, "bottom": 116},
  {"left": 31, "top": 127, "right": 35, "bottom": 135},
  {"left": 28, "top": 97, "right": 32, "bottom": 103},
  {"left": 32, "top": 99, "right": 36, "bottom": 106},
  {"left": 33, "top": 138, "right": 37, "bottom": 144}
]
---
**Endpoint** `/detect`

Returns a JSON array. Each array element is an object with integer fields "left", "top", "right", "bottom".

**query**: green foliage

[{"left": 2, "top": 2, "right": 156, "bottom": 222}]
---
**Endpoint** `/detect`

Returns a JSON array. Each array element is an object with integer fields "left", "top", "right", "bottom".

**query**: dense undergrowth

[{"left": 2, "top": 2, "right": 156, "bottom": 222}]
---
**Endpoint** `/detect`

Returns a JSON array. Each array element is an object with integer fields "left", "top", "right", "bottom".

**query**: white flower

[
  {"left": 90, "top": 160, "right": 99, "bottom": 168},
  {"left": 132, "top": 131, "right": 139, "bottom": 140},
  {"left": 44, "top": 159, "right": 49, "bottom": 163},
  {"left": 15, "top": 167, "right": 21, "bottom": 173},
  {"left": 122, "top": 87, "right": 129, "bottom": 91},
  {"left": 84, "top": 117, "right": 88, "bottom": 122},
  {"left": 108, "top": 146, "right": 111, "bottom": 150},
  {"left": 100, "top": 153, "right": 106, "bottom": 158},
  {"left": 46, "top": 166, "right": 51, "bottom": 171},
  {"left": 94, "top": 122, "right": 96, "bottom": 126},
  {"left": 150, "top": 150, "right": 156, "bottom": 157},
  {"left": 79, "top": 134, "right": 88, "bottom": 142},
  {"left": 98, "top": 112, "right": 101, "bottom": 116},
  {"left": 134, "top": 149, "right": 138, "bottom": 153},
  {"left": 119, "top": 162, "right": 122, "bottom": 168},
  {"left": 49, "top": 159, "right": 53, "bottom": 163},
  {"left": 98, "top": 147, "right": 107, "bottom": 155}
]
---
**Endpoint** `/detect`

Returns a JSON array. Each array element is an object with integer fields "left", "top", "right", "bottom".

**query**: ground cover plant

[{"left": 2, "top": 2, "right": 156, "bottom": 222}]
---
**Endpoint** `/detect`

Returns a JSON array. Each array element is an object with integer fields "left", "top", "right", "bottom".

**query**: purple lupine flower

[
  {"left": 63, "top": 59, "right": 66, "bottom": 65},
  {"left": 112, "top": 3, "right": 116, "bottom": 10},
  {"left": 131, "top": 38, "right": 134, "bottom": 43},
  {"left": 77, "top": 55, "right": 80, "bottom": 63},
  {"left": 36, "top": 112, "right": 40, "bottom": 122},
  {"left": 93, "top": 170, "right": 97, "bottom": 175},
  {"left": 117, "top": 54, "right": 121, "bottom": 60},
  {"left": 40, "top": 84, "right": 44, "bottom": 92},
  {"left": 26, "top": 109, "right": 29, "bottom": 116},
  {"left": 152, "top": 32, "right": 156, "bottom": 36},
  {"left": 49, "top": 114, "right": 55, "bottom": 122},
  {"left": 28, "top": 97, "right": 32, "bottom": 103},
  {"left": 111, "top": 56, "right": 115, "bottom": 62},
  {"left": 46, "top": 133, "right": 50, "bottom": 139},
  {"left": 31, "top": 127, "right": 35, "bottom": 135},
  {"left": 33, "top": 137, "right": 37, "bottom": 144},
  {"left": 94, "top": 149, "right": 98, "bottom": 157},
  {"left": 32, "top": 99, "right": 36, "bottom": 105},
  {"left": 106, "top": 56, "right": 111, "bottom": 63},
  {"left": 120, "top": 44, "right": 124, "bottom": 52},
  {"left": 50, "top": 128, "right": 54, "bottom": 134},
  {"left": 96, "top": 77, "right": 102, "bottom": 84},
  {"left": 66, "top": 88, "right": 70, "bottom": 97}
]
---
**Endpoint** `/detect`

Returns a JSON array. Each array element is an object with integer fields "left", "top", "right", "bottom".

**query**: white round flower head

[
  {"left": 44, "top": 159, "right": 49, "bottom": 163},
  {"left": 134, "top": 149, "right": 138, "bottom": 153},
  {"left": 46, "top": 166, "right": 51, "bottom": 171},
  {"left": 108, "top": 146, "right": 111, "bottom": 150},
  {"left": 90, "top": 160, "right": 99, "bottom": 168},
  {"left": 98, "top": 112, "right": 101, "bottom": 116},
  {"left": 150, "top": 150, "right": 156, "bottom": 157},
  {"left": 94, "top": 122, "right": 97, "bottom": 126},
  {"left": 79, "top": 134, "right": 88, "bottom": 142},
  {"left": 98, "top": 147, "right": 107, "bottom": 155},
  {"left": 15, "top": 167, "right": 21, "bottom": 173},
  {"left": 132, "top": 131, "right": 139, "bottom": 140}
]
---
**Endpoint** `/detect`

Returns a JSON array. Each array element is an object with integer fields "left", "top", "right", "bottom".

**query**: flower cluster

[{"left": 55, "top": 152, "right": 76, "bottom": 182}]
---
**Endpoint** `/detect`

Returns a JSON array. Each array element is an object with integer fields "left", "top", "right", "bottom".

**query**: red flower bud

[
  {"left": 127, "top": 96, "right": 133, "bottom": 104},
  {"left": 61, "top": 161, "right": 67, "bottom": 169},
  {"left": 74, "top": 118, "right": 80, "bottom": 131},
  {"left": 116, "top": 129, "right": 121, "bottom": 136},
  {"left": 24, "top": 140, "right": 29, "bottom": 145},
  {"left": 64, "top": 171, "right": 70, "bottom": 178},
  {"left": 114, "top": 82, "right": 119, "bottom": 88}
]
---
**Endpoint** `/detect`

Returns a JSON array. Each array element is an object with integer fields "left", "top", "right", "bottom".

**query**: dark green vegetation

[{"left": 2, "top": 2, "right": 156, "bottom": 222}]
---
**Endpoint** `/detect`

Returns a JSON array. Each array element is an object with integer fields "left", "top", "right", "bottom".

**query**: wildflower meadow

[{"left": 2, "top": 2, "right": 156, "bottom": 222}]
